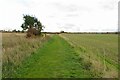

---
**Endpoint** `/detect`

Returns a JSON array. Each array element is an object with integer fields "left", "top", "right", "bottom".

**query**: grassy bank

[{"left": 2, "top": 33, "right": 49, "bottom": 78}]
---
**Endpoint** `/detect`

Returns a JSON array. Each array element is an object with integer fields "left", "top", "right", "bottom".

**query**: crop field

[
  {"left": 2, "top": 33, "right": 119, "bottom": 78},
  {"left": 60, "top": 33, "right": 118, "bottom": 78}
]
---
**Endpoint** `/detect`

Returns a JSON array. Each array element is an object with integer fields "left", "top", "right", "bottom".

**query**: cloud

[
  {"left": 64, "top": 23, "right": 76, "bottom": 27},
  {"left": 66, "top": 14, "right": 79, "bottom": 17},
  {"left": 0, "top": 0, "right": 119, "bottom": 32},
  {"left": 52, "top": 2, "right": 91, "bottom": 13},
  {"left": 98, "top": 0, "right": 119, "bottom": 10}
]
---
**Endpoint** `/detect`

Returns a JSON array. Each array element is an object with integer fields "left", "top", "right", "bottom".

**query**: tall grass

[
  {"left": 61, "top": 34, "right": 118, "bottom": 78},
  {"left": 0, "top": 32, "right": 2, "bottom": 79},
  {"left": 2, "top": 33, "right": 49, "bottom": 77}
]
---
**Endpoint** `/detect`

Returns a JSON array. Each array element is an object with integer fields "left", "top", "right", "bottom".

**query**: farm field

[
  {"left": 60, "top": 33, "right": 118, "bottom": 78},
  {"left": 2, "top": 33, "right": 119, "bottom": 78}
]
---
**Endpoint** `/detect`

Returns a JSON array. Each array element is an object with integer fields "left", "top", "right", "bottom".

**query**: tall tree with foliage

[{"left": 21, "top": 15, "right": 44, "bottom": 36}]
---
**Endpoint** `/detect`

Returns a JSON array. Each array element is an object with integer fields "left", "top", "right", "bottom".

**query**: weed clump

[
  {"left": 82, "top": 62, "right": 92, "bottom": 71},
  {"left": 79, "top": 47, "right": 86, "bottom": 53}
]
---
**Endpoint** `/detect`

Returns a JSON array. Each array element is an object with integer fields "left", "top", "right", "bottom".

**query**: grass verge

[
  {"left": 2, "top": 33, "right": 50, "bottom": 78},
  {"left": 13, "top": 35, "right": 95, "bottom": 78}
]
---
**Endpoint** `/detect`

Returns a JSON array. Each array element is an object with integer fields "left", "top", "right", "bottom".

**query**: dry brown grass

[
  {"left": 2, "top": 33, "right": 50, "bottom": 77},
  {"left": 0, "top": 33, "right": 2, "bottom": 79}
]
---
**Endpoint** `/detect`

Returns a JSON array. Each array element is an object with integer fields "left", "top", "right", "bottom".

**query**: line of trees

[{"left": 0, "top": 30, "right": 25, "bottom": 33}]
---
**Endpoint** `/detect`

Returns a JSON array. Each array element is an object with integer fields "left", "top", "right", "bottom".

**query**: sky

[{"left": 0, "top": 0, "right": 119, "bottom": 32}]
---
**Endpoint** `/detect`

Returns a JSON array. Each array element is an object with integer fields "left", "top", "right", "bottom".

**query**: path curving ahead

[{"left": 14, "top": 35, "right": 91, "bottom": 78}]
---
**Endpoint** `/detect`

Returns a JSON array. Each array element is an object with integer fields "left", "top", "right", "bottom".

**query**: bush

[
  {"left": 60, "top": 31, "right": 64, "bottom": 33},
  {"left": 26, "top": 28, "right": 40, "bottom": 37}
]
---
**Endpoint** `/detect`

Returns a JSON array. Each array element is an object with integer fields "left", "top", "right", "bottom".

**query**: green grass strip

[{"left": 13, "top": 35, "right": 93, "bottom": 78}]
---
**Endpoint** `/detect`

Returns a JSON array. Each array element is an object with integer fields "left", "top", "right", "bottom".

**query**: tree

[
  {"left": 17, "top": 30, "right": 20, "bottom": 33},
  {"left": 60, "top": 30, "right": 64, "bottom": 33},
  {"left": 21, "top": 30, "right": 24, "bottom": 33},
  {"left": 12, "top": 29, "right": 17, "bottom": 33},
  {"left": 21, "top": 15, "right": 44, "bottom": 37}
]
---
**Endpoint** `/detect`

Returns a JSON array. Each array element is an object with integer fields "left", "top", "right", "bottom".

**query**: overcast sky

[{"left": 0, "top": 0, "right": 119, "bottom": 32}]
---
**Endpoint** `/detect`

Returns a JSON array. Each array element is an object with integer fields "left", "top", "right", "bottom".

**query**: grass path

[{"left": 14, "top": 35, "right": 92, "bottom": 78}]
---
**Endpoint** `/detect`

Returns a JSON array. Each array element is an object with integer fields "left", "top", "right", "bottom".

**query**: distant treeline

[
  {"left": 0, "top": 30, "right": 25, "bottom": 33},
  {"left": 43, "top": 32, "right": 119, "bottom": 34},
  {"left": 0, "top": 30, "right": 119, "bottom": 34},
  {"left": 65, "top": 32, "right": 119, "bottom": 34}
]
